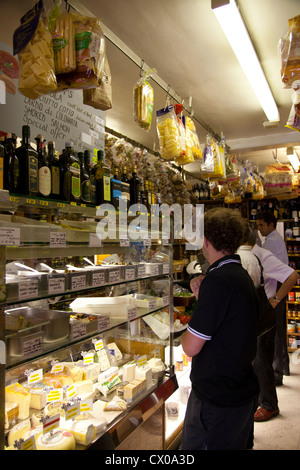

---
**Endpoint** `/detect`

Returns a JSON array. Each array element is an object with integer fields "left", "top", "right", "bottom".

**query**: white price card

[
  {"left": 163, "top": 263, "right": 169, "bottom": 274},
  {"left": 43, "top": 413, "right": 60, "bottom": 434},
  {"left": 22, "top": 335, "right": 43, "bottom": 358},
  {"left": 48, "top": 277, "right": 65, "bottom": 294},
  {"left": 18, "top": 279, "right": 38, "bottom": 299},
  {"left": 71, "top": 322, "right": 87, "bottom": 340},
  {"left": 80, "top": 398, "right": 93, "bottom": 414},
  {"left": 92, "top": 271, "right": 105, "bottom": 287},
  {"left": 66, "top": 384, "right": 77, "bottom": 400},
  {"left": 120, "top": 237, "right": 130, "bottom": 247},
  {"left": 64, "top": 402, "right": 80, "bottom": 421},
  {"left": 50, "top": 231, "right": 66, "bottom": 247},
  {"left": 71, "top": 274, "right": 86, "bottom": 290},
  {"left": 17, "top": 435, "right": 36, "bottom": 450},
  {"left": 109, "top": 269, "right": 120, "bottom": 283},
  {"left": 137, "top": 265, "right": 146, "bottom": 278},
  {"left": 46, "top": 389, "right": 64, "bottom": 403},
  {"left": 27, "top": 368, "right": 43, "bottom": 385},
  {"left": 125, "top": 267, "right": 135, "bottom": 281},
  {"left": 150, "top": 264, "right": 159, "bottom": 276},
  {"left": 51, "top": 362, "right": 64, "bottom": 373},
  {"left": 97, "top": 315, "right": 110, "bottom": 332},
  {"left": 0, "top": 227, "right": 20, "bottom": 246},
  {"left": 89, "top": 233, "right": 102, "bottom": 247},
  {"left": 93, "top": 338, "right": 104, "bottom": 351},
  {"left": 149, "top": 299, "right": 156, "bottom": 311},
  {"left": 83, "top": 352, "right": 94, "bottom": 365},
  {"left": 137, "top": 355, "right": 147, "bottom": 367},
  {"left": 162, "top": 294, "right": 169, "bottom": 306}
]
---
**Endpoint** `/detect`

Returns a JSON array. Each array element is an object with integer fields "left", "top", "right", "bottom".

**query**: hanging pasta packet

[
  {"left": 133, "top": 69, "right": 154, "bottom": 131},
  {"left": 183, "top": 116, "right": 202, "bottom": 160},
  {"left": 13, "top": 0, "right": 57, "bottom": 99},
  {"left": 156, "top": 105, "right": 182, "bottom": 160}
]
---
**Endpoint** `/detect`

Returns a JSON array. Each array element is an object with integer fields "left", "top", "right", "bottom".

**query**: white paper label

[
  {"left": 0, "top": 227, "right": 20, "bottom": 246},
  {"left": 48, "top": 277, "right": 65, "bottom": 294},
  {"left": 109, "top": 269, "right": 120, "bottom": 283},
  {"left": 18, "top": 279, "right": 38, "bottom": 299},
  {"left": 150, "top": 264, "right": 159, "bottom": 276},
  {"left": 128, "top": 306, "right": 137, "bottom": 321},
  {"left": 92, "top": 271, "right": 105, "bottom": 287},
  {"left": 137, "top": 265, "right": 146, "bottom": 278},
  {"left": 163, "top": 263, "right": 169, "bottom": 274},
  {"left": 97, "top": 315, "right": 110, "bottom": 332},
  {"left": 71, "top": 274, "right": 86, "bottom": 290},
  {"left": 22, "top": 335, "right": 43, "bottom": 358},
  {"left": 125, "top": 267, "right": 135, "bottom": 281},
  {"left": 71, "top": 323, "right": 87, "bottom": 340},
  {"left": 50, "top": 231, "right": 66, "bottom": 247}
]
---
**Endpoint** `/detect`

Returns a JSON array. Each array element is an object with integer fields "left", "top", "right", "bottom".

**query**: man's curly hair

[{"left": 204, "top": 207, "right": 246, "bottom": 254}]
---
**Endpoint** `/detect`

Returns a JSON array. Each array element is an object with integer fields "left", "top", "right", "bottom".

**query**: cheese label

[
  {"left": 64, "top": 402, "right": 80, "bottom": 421},
  {"left": 51, "top": 363, "right": 64, "bottom": 374},
  {"left": 137, "top": 355, "right": 147, "bottom": 367},
  {"left": 27, "top": 368, "right": 43, "bottom": 384},
  {"left": 46, "top": 388, "right": 63, "bottom": 403},
  {"left": 42, "top": 413, "right": 60, "bottom": 435},
  {"left": 80, "top": 398, "right": 93, "bottom": 414},
  {"left": 93, "top": 338, "right": 103, "bottom": 351},
  {"left": 66, "top": 384, "right": 77, "bottom": 400},
  {"left": 82, "top": 352, "right": 94, "bottom": 365},
  {"left": 17, "top": 435, "right": 36, "bottom": 450}
]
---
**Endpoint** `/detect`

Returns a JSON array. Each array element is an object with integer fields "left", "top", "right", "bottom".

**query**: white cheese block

[
  {"left": 8, "top": 418, "right": 31, "bottom": 446},
  {"left": 135, "top": 365, "right": 152, "bottom": 389},
  {"left": 36, "top": 428, "right": 76, "bottom": 450},
  {"left": 5, "top": 382, "right": 31, "bottom": 420},
  {"left": 75, "top": 380, "right": 93, "bottom": 395},
  {"left": 123, "top": 362, "right": 136, "bottom": 382},
  {"left": 106, "top": 342, "right": 123, "bottom": 362},
  {"left": 97, "top": 348, "right": 111, "bottom": 371},
  {"left": 123, "top": 378, "right": 146, "bottom": 401},
  {"left": 74, "top": 412, "right": 107, "bottom": 435},
  {"left": 82, "top": 363, "right": 101, "bottom": 383},
  {"left": 23, "top": 383, "right": 47, "bottom": 410},
  {"left": 98, "top": 367, "right": 118, "bottom": 384}
]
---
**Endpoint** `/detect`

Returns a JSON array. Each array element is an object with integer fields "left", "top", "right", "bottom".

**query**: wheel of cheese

[{"left": 36, "top": 429, "right": 76, "bottom": 450}]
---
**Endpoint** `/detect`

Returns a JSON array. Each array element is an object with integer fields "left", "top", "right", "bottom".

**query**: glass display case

[{"left": 0, "top": 190, "right": 177, "bottom": 450}]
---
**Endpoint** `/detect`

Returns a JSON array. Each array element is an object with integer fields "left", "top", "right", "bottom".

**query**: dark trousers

[
  {"left": 253, "top": 326, "right": 278, "bottom": 411},
  {"left": 181, "top": 389, "right": 257, "bottom": 450},
  {"left": 273, "top": 296, "right": 290, "bottom": 381}
]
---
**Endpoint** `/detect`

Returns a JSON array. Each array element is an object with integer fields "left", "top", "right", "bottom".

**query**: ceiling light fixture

[
  {"left": 212, "top": 0, "right": 280, "bottom": 123},
  {"left": 287, "top": 147, "right": 300, "bottom": 171}
]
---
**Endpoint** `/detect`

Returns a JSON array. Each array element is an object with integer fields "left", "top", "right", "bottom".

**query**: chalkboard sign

[{"left": 0, "top": 41, "right": 105, "bottom": 157}]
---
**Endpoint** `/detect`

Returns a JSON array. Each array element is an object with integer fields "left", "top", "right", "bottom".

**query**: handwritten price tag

[
  {"left": 50, "top": 231, "right": 66, "bottom": 247},
  {"left": 0, "top": 227, "right": 20, "bottom": 246}
]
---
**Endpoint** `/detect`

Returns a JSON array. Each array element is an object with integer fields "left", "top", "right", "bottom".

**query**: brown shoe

[{"left": 254, "top": 406, "right": 279, "bottom": 422}]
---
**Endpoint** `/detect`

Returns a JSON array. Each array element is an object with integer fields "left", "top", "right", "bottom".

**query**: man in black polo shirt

[{"left": 181, "top": 207, "right": 259, "bottom": 450}]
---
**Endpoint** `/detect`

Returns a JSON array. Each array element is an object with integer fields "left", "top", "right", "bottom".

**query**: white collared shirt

[{"left": 263, "top": 229, "right": 289, "bottom": 265}]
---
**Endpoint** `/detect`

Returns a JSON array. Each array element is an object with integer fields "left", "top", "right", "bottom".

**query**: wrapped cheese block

[
  {"left": 23, "top": 382, "right": 47, "bottom": 410},
  {"left": 135, "top": 365, "right": 152, "bottom": 389},
  {"left": 5, "top": 382, "right": 31, "bottom": 420},
  {"left": 122, "top": 362, "right": 136, "bottom": 382},
  {"left": 36, "top": 429, "right": 76, "bottom": 450}
]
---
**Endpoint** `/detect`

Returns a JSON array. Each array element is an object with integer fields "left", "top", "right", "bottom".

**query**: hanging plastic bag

[
  {"left": 285, "top": 87, "right": 300, "bottom": 132},
  {"left": 280, "top": 15, "right": 300, "bottom": 89},
  {"left": 201, "top": 134, "right": 214, "bottom": 175},
  {"left": 173, "top": 104, "right": 190, "bottom": 165},
  {"left": 156, "top": 105, "right": 182, "bottom": 160},
  {"left": 13, "top": 0, "right": 57, "bottom": 99},
  {"left": 183, "top": 116, "right": 202, "bottom": 160},
  {"left": 133, "top": 69, "right": 154, "bottom": 130},
  {"left": 83, "top": 54, "right": 112, "bottom": 110},
  {"left": 50, "top": 0, "right": 76, "bottom": 75}
]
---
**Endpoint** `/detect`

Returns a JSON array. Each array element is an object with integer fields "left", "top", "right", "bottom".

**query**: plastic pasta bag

[
  {"left": 280, "top": 15, "right": 300, "bottom": 89},
  {"left": 50, "top": 0, "right": 76, "bottom": 75},
  {"left": 285, "top": 87, "right": 300, "bottom": 132},
  {"left": 173, "top": 104, "right": 189, "bottom": 165},
  {"left": 133, "top": 69, "right": 154, "bottom": 130},
  {"left": 201, "top": 134, "right": 215, "bottom": 175},
  {"left": 83, "top": 54, "right": 112, "bottom": 110},
  {"left": 13, "top": 0, "right": 57, "bottom": 99},
  {"left": 156, "top": 105, "right": 182, "bottom": 160},
  {"left": 183, "top": 116, "right": 202, "bottom": 160}
]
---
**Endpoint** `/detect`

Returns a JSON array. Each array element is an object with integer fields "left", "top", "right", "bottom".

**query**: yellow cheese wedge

[{"left": 5, "top": 382, "right": 31, "bottom": 420}]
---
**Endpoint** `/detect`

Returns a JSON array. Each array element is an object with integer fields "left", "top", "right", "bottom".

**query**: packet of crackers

[{"left": 13, "top": 0, "right": 57, "bottom": 99}]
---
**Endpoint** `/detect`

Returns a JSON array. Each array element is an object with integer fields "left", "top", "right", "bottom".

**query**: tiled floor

[{"left": 253, "top": 352, "right": 300, "bottom": 450}]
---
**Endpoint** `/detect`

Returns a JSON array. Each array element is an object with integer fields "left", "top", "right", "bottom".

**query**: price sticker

[
  {"left": 15, "top": 436, "right": 36, "bottom": 450},
  {"left": 80, "top": 398, "right": 93, "bottom": 414},
  {"left": 150, "top": 264, "right": 159, "bottom": 276},
  {"left": 66, "top": 384, "right": 77, "bottom": 400},
  {"left": 162, "top": 294, "right": 169, "bottom": 306},
  {"left": 71, "top": 274, "right": 86, "bottom": 290},
  {"left": 137, "top": 264, "right": 146, "bottom": 278},
  {"left": 50, "top": 231, "right": 66, "bottom": 247},
  {"left": 93, "top": 338, "right": 104, "bottom": 351},
  {"left": 82, "top": 352, "right": 94, "bottom": 365},
  {"left": 137, "top": 355, "right": 147, "bottom": 367},
  {"left": 0, "top": 227, "right": 20, "bottom": 246},
  {"left": 51, "top": 362, "right": 64, "bottom": 374},
  {"left": 149, "top": 299, "right": 156, "bottom": 311}
]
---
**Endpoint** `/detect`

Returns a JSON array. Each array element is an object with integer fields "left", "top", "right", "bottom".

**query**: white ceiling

[{"left": 2, "top": 0, "right": 300, "bottom": 175}]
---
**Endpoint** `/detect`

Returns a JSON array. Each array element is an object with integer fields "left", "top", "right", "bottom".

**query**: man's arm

[
  {"left": 181, "top": 329, "right": 206, "bottom": 357},
  {"left": 269, "top": 271, "right": 300, "bottom": 308}
]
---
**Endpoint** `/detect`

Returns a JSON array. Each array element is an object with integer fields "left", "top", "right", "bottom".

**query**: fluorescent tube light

[
  {"left": 287, "top": 147, "right": 300, "bottom": 171},
  {"left": 212, "top": 0, "right": 279, "bottom": 122}
]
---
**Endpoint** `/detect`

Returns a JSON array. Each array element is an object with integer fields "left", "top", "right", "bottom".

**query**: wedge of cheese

[
  {"left": 5, "top": 402, "right": 19, "bottom": 429},
  {"left": 123, "top": 362, "right": 136, "bottom": 382},
  {"left": 60, "top": 419, "right": 96, "bottom": 446},
  {"left": 23, "top": 382, "right": 47, "bottom": 410},
  {"left": 5, "top": 382, "right": 31, "bottom": 419}
]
